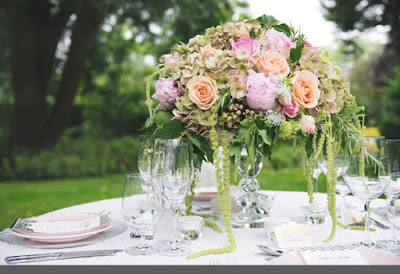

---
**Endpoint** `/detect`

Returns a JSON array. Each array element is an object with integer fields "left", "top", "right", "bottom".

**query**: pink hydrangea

[
  {"left": 261, "top": 29, "right": 296, "bottom": 59},
  {"left": 153, "top": 78, "right": 181, "bottom": 109},
  {"left": 282, "top": 101, "right": 299, "bottom": 118},
  {"left": 245, "top": 70, "right": 278, "bottom": 111},
  {"left": 231, "top": 37, "right": 260, "bottom": 58}
]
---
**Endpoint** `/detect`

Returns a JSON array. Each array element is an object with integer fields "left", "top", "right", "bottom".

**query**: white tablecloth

[{"left": 0, "top": 191, "right": 398, "bottom": 265}]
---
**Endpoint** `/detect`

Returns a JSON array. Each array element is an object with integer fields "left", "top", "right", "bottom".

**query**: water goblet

[
  {"left": 158, "top": 139, "right": 193, "bottom": 257},
  {"left": 138, "top": 137, "right": 155, "bottom": 184},
  {"left": 152, "top": 139, "right": 191, "bottom": 249},
  {"left": 343, "top": 136, "right": 389, "bottom": 247},
  {"left": 121, "top": 174, "right": 162, "bottom": 255},
  {"left": 376, "top": 139, "right": 400, "bottom": 252}
]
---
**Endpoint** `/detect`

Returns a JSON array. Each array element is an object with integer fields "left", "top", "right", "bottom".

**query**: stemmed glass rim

[{"left": 364, "top": 136, "right": 385, "bottom": 140}]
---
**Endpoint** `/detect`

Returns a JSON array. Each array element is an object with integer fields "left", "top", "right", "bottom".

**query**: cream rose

[
  {"left": 256, "top": 51, "right": 290, "bottom": 77},
  {"left": 291, "top": 70, "right": 321, "bottom": 109},
  {"left": 187, "top": 76, "right": 219, "bottom": 110}
]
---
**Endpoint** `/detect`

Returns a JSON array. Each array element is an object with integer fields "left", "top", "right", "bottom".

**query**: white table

[{"left": 0, "top": 191, "right": 397, "bottom": 265}]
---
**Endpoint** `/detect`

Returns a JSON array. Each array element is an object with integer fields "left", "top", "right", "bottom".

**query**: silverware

[
  {"left": 256, "top": 244, "right": 283, "bottom": 256},
  {"left": 349, "top": 218, "right": 390, "bottom": 230},
  {"left": 5, "top": 249, "right": 123, "bottom": 264},
  {"left": 257, "top": 242, "right": 361, "bottom": 256}
]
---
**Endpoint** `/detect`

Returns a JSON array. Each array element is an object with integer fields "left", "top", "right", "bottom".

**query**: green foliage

[
  {"left": 380, "top": 66, "right": 400, "bottom": 138},
  {"left": 322, "top": 0, "right": 400, "bottom": 50},
  {"left": 0, "top": 134, "right": 140, "bottom": 181}
]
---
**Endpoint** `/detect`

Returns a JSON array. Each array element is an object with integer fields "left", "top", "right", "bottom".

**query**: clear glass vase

[{"left": 231, "top": 143, "right": 267, "bottom": 226}]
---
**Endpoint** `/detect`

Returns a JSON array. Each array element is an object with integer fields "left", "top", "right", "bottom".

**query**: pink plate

[
  {"left": 193, "top": 192, "right": 218, "bottom": 201},
  {"left": 10, "top": 213, "right": 114, "bottom": 243}
]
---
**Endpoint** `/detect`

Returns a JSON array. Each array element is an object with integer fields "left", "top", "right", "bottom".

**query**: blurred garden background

[{"left": 0, "top": 0, "right": 399, "bottom": 230}]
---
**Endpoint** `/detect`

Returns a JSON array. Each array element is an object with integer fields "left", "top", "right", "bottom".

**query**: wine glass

[
  {"left": 152, "top": 139, "right": 191, "bottom": 250},
  {"left": 158, "top": 139, "right": 193, "bottom": 257},
  {"left": 318, "top": 149, "right": 352, "bottom": 209},
  {"left": 138, "top": 137, "right": 155, "bottom": 184},
  {"left": 343, "top": 136, "right": 389, "bottom": 247},
  {"left": 121, "top": 174, "right": 162, "bottom": 255},
  {"left": 376, "top": 139, "right": 400, "bottom": 252}
]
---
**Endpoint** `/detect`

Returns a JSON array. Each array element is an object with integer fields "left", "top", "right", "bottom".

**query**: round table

[{"left": 0, "top": 191, "right": 398, "bottom": 265}]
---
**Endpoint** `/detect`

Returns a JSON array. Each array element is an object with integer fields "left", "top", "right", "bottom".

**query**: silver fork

[
  {"left": 210, "top": 257, "right": 221, "bottom": 265},
  {"left": 225, "top": 255, "right": 238, "bottom": 265}
]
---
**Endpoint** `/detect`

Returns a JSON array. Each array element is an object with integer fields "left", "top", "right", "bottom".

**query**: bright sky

[{"left": 245, "top": 0, "right": 389, "bottom": 48}]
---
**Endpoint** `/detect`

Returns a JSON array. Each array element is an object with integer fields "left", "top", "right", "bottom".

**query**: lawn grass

[{"left": 0, "top": 167, "right": 327, "bottom": 231}]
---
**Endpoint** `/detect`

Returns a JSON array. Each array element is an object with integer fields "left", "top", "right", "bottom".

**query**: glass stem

[
  {"left": 389, "top": 196, "right": 397, "bottom": 242},
  {"left": 137, "top": 233, "right": 148, "bottom": 249},
  {"left": 313, "top": 177, "right": 318, "bottom": 194},
  {"left": 364, "top": 202, "right": 372, "bottom": 246},
  {"left": 170, "top": 204, "right": 179, "bottom": 250}
]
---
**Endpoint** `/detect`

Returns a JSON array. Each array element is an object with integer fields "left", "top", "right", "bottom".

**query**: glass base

[
  {"left": 376, "top": 239, "right": 400, "bottom": 253},
  {"left": 155, "top": 239, "right": 190, "bottom": 249},
  {"left": 158, "top": 245, "right": 190, "bottom": 257},
  {"left": 125, "top": 244, "right": 159, "bottom": 256},
  {"left": 231, "top": 212, "right": 263, "bottom": 222},
  {"left": 301, "top": 202, "right": 327, "bottom": 225},
  {"left": 360, "top": 240, "right": 375, "bottom": 248}
]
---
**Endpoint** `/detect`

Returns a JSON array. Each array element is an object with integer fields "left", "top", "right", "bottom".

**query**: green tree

[
  {"left": 380, "top": 66, "right": 400, "bottom": 138},
  {"left": 1, "top": 0, "right": 246, "bottom": 150},
  {"left": 321, "top": 0, "right": 400, "bottom": 85}
]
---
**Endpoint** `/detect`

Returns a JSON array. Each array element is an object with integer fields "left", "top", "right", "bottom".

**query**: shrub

[
  {"left": 0, "top": 135, "right": 139, "bottom": 181},
  {"left": 380, "top": 66, "right": 400, "bottom": 138}
]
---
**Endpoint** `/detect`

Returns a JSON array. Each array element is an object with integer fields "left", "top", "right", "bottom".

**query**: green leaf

[
  {"left": 290, "top": 43, "right": 305, "bottom": 62},
  {"left": 256, "top": 14, "right": 278, "bottom": 28},
  {"left": 229, "top": 142, "right": 243, "bottom": 156},
  {"left": 153, "top": 110, "right": 173, "bottom": 126},
  {"left": 143, "top": 116, "right": 154, "bottom": 129},
  {"left": 258, "top": 129, "right": 271, "bottom": 145},
  {"left": 186, "top": 133, "right": 214, "bottom": 163},
  {"left": 272, "top": 24, "right": 291, "bottom": 37},
  {"left": 240, "top": 119, "right": 252, "bottom": 128},
  {"left": 151, "top": 119, "right": 184, "bottom": 139},
  {"left": 255, "top": 118, "right": 266, "bottom": 130}
]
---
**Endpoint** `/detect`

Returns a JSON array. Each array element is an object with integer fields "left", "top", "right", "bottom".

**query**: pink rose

[
  {"left": 282, "top": 101, "right": 299, "bottom": 118},
  {"left": 328, "top": 101, "right": 338, "bottom": 114},
  {"left": 231, "top": 37, "right": 260, "bottom": 58},
  {"left": 245, "top": 70, "right": 278, "bottom": 111},
  {"left": 299, "top": 115, "right": 316, "bottom": 134},
  {"left": 153, "top": 78, "right": 182, "bottom": 109},
  {"left": 261, "top": 29, "right": 296, "bottom": 59}
]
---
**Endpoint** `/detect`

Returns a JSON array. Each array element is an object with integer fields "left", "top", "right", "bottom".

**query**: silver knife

[{"left": 5, "top": 249, "right": 123, "bottom": 264}]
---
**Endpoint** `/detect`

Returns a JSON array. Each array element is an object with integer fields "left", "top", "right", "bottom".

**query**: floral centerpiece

[{"left": 142, "top": 15, "right": 365, "bottom": 258}]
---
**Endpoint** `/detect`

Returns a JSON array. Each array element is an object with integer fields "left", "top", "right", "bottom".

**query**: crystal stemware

[
  {"left": 343, "top": 136, "right": 389, "bottom": 247},
  {"left": 138, "top": 137, "right": 155, "bottom": 184},
  {"left": 158, "top": 139, "right": 193, "bottom": 257},
  {"left": 121, "top": 174, "right": 162, "bottom": 255},
  {"left": 232, "top": 143, "right": 264, "bottom": 224},
  {"left": 376, "top": 139, "right": 400, "bottom": 252},
  {"left": 152, "top": 139, "right": 191, "bottom": 249}
]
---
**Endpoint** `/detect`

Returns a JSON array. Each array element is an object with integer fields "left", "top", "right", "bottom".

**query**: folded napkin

[{"left": 11, "top": 213, "right": 107, "bottom": 234}]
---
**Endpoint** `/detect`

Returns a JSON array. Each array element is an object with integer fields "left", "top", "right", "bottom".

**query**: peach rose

[
  {"left": 256, "top": 51, "right": 290, "bottom": 77},
  {"left": 201, "top": 44, "right": 215, "bottom": 56},
  {"left": 187, "top": 76, "right": 219, "bottom": 110},
  {"left": 291, "top": 70, "right": 321, "bottom": 109}
]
